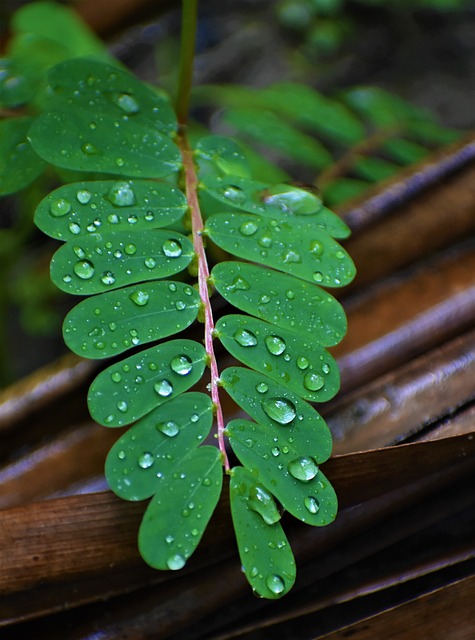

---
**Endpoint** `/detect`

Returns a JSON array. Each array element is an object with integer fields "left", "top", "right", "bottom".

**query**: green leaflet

[
  {"left": 28, "top": 59, "right": 181, "bottom": 177},
  {"left": 205, "top": 212, "right": 355, "bottom": 287},
  {"left": 50, "top": 229, "right": 194, "bottom": 295},
  {"left": 139, "top": 446, "right": 223, "bottom": 570},
  {"left": 0, "top": 118, "right": 46, "bottom": 194},
  {"left": 230, "top": 467, "right": 296, "bottom": 598},
  {"left": 88, "top": 339, "right": 207, "bottom": 427},
  {"left": 63, "top": 281, "right": 200, "bottom": 358},
  {"left": 106, "top": 392, "right": 214, "bottom": 500},
  {"left": 215, "top": 314, "right": 340, "bottom": 402},
  {"left": 194, "top": 135, "right": 252, "bottom": 179},
  {"left": 34, "top": 180, "right": 187, "bottom": 240},
  {"left": 212, "top": 261, "right": 347, "bottom": 347}
]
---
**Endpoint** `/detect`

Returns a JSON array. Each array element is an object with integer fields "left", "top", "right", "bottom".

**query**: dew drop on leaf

[
  {"left": 81, "top": 142, "right": 99, "bottom": 155},
  {"left": 145, "top": 257, "right": 156, "bottom": 269},
  {"left": 111, "top": 372, "right": 122, "bottom": 383},
  {"left": 107, "top": 213, "right": 119, "bottom": 224},
  {"left": 313, "top": 271, "right": 324, "bottom": 283},
  {"left": 117, "top": 400, "right": 128, "bottom": 413},
  {"left": 287, "top": 457, "right": 318, "bottom": 482},
  {"left": 167, "top": 554, "right": 186, "bottom": 570},
  {"left": 271, "top": 446, "right": 280, "bottom": 457},
  {"left": 101, "top": 271, "right": 116, "bottom": 285},
  {"left": 248, "top": 485, "right": 281, "bottom": 525},
  {"left": 283, "top": 250, "right": 301, "bottom": 263},
  {"left": 73, "top": 260, "right": 95, "bottom": 279},
  {"left": 303, "top": 372, "right": 325, "bottom": 391},
  {"left": 175, "top": 300, "right": 186, "bottom": 311},
  {"left": 69, "top": 222, "right": 81, "bottom": 235},
  {"left": 239, "top": 220, "right": 258, "bottom": 236},
  {"left": 220, "top": 185, "right": 247, "bottom": 203},
  {"left": 296, "top": 356, "right": 309, "bottom": 370},
  {"left": 234, "top": 329, "right": 258, "bottom": 347},
  {"left": 258, "top": 235, "right": 272, "bottom": 248},
  {"left": 264, "top": 335, "right": 286, "bottom": 356},
  {"left": 154, "top": 380, "right": 173, "bottom": 397},
  {"left": 138, "top": 452, "right": 154, "bottom": 469},
  {"left": 262, "top": 397, "right": 296, "bottom": 424},
  {"left": 156, "top": 420, "right": 179, "bottom": 437},
  {"left": 232, "top": 276, "right": 250, "bottom": 291},
  {"left": 162, "top": 239, "right": 183, "bottom": 257},
  {"left": 190, "top": 413, "right": 199, "bottom": 423},
  {"left": 256, "top": 382, "right": 269, "bottom": 394},
  {"left": 125, "top": 243, "right": 137, "bottom": 255},
  {"left": 73, "top": 246, "right": 86, "bottom": 259},
  {"left": 259, "top": 294, "right": 271, "bottom": 304},
  {"left": 50, "top": 198, "right": 71, "bottom": 217},
  {"left": 266, "top": 574, "right": 285, "bottom": 595},
  {"left": 170, "top": 355, "right": 193, "bottom": 376},
  {"left": 116, "top": 157, "right": 125, "bottom": 167},
  {"left": 304, "top": 496, "right": 320, "bottom": 514},
  {"left": 106, "top": 181, "right": 136, "bottom": 207},
  {"left": 129, "top": 290, "right": 149, "bottom": 306},
  {"left": 76, "top": 189, "right": 92, "bottom": 204},
  {"left": 114, "top": 93, "right": 140, "bottom": 114},
  {"left": 117, "top": 450, "right": 126, "bottom": 460},
  {"left": 310, "top": 240, "right": 324, "bottom": 256},
  {"left": 322, "top": 363, "right": 330, "bottom": 374}
]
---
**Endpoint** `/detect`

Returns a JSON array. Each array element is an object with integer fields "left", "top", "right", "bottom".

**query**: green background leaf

[{"left": 0, "top": 118, "right": 46, "bottom": 195}]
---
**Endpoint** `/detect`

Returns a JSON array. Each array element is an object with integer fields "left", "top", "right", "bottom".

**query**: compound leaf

[
  {"left": 230, "top": 466, "right": 296, "bottom": 598},
  {"left": 205, "top": 212, "right": 355, "bottom": 287},
  {"left": 106, "top": 392, "right": 214, "bottom": 500},
  {"left": 215, "top": 314, "right": 340, "bottom": 402},
  {"left": 212, "top": 261, "right": 347, "bottom": 347},
  {"left": 35, "top": 180, "right": 187, "bottom": 240},
  {"left": 88, "top": 339, "right": 207, "bottom": 427},
  {"left": 139, "top": 446, "right": 223, "bottom": 570},
  {"left": 63, "top": 281, "right": 200, "bottom": 358},
  {"left": 50, "top": 229, "right": 193, "bottom": 295}
]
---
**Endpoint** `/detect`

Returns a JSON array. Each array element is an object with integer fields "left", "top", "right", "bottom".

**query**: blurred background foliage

[{"left": 0, "top": 0, "right": 474, "bottom": 386}]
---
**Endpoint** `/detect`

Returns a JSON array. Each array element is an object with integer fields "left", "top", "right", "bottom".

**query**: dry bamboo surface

[{"left": 1, "top": 142, "right": 475, "bottom": 638}]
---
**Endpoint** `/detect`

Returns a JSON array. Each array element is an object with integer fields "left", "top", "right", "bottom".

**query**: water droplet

[
  {"left": 138, "top": 452, "right": 154, "bottom": 469},
  {"left": 107, "top": 213, "right": 119, "bottom": 224},
  {"left": 168, "top": 283, "right": 177, "bottom": 292},
  {"left": 113, "top": 250, "right": 122, "bottom": 259},
  {"left": 106, "top": 181, "right": 136, "bottom": 207},
  {"left": 50, "top": 198, "right": 71, "bottom": 217},
  {"left": 111, "top": 372, "right": 122, "bottom": 383},
  {"left": 262, "top": 397, "right": 296, "bottom": 425},
  {"left": 129, "top": 290, "right": 149, "bottom": 306},
  {"left": 249, "top": 485, "right": 281, "bottom": 525},
  {"left": 256, "top": 382, "right": 269, "bottom": 394},
  {"left": 171, "top": 355, "right": 193, "bottom": 376},
  {"left": 220, "top": 185, "right": 247, "bottom": 203},
  {"left": 69, "top": 222, "right": 81, "bottom": 235},
  {"left": 234, "top": 329, "right": 258, "bottom": 347},
  {"left": 232, "top": 276, "right": 250, "bottom": 291},
  {"left": 145, "top": 257, "right": 156, "bottom": 269},
  {"left": 303, "top": 372, "right": 324, "bottom": 391},
  {"left": 304, "top": 496, "right": 320, "bottom": 514},
  {"left": 264, "top": 335, "right": 286, "bottom": 356},
  {"left": 310, "top": 240, "right": 324, "bottom": 256},
  {"left": 313, "top": 271, "right": 323, "bottom": 283},
  {"left": 154, "top": 379, "right": 173, "bottom": 397},
  {"left": 73, "top": 260, "right": 95, "bottom": 279},
  {"left": 266, "top": 574, "right": 285, "bottom": 595},
  {"left": 259, "top": 294, "right": 271, "bottom": 304},
  {"left": 288, "top": 457, "right": 318, "bottom": 482},
  {"left": 114, "top": 92, "right": 140, "bottom": 114},
  {"left": 167, "top": 554, "right": 186, "bottom": 570},
  {"left": 81, "top": 142, "right": 99, "bottom": 155},
  {"left": 116, "top": 157, "right": 125, "bottom": 167},
  {"left": 336, "top": 250, "right": 345, "bottom": 259},
  {"left": 165, "top": 534, "right": 174, "bottom": 544},
  {"left": 76, "top": 189, "right": 92, "bottom": 204},
  {"left": 101, "top": 271, "right": 116, "bottom": 285},
  {"left": 190, "top": 413, "right": 199, "bottom": 423},
  {"left": 239, "top": 220, "right": 258, "bottom": 236},
  {"left": 258, "top": 235, "right": 272, "bottom": 248},
  {"left": 73, "top": 246, "right": 86, "bottom": 259},
  {"left": 322, "top": 363, "right": 330, "bottom": 374},
  {"left": 296, "top": 356, "right": 309, "bottom": 370},
  {"left": 175, "top": 300, "right": 186, "bottom": 311},
  {"left": 156, "top": 420, "right": 179, "bottom": 437},
  {"left": 145, "top": 211, "right": 154, "bottom": 221},
  {"left": 162, "top": 239, "right": 182, "bottom": 257},
  {"left": 283, "top": 250, "right": 301, "bottom": 263},
  {"left": 285, "top": 289, "right": 295, "bottom": 300},
  {"left": 125, "top": 243, "right": 137, "bottom": 255},
  {"left": 63, "top": 275, "right": 72, "bottom": 283},
  {"left": 271, "top": 446, "right": 280, "bottom": 457},
  {"left": 117, "top": 400, "right": 128, "bottom": 413},
  {"left": 117, "top": 450, "right": 126, "bottom": 460}
]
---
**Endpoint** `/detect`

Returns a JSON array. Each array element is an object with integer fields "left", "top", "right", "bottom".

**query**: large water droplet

[
  {"left": 265, "top": 335, "right": 286, "bottom": 356},
  {"left": 69, "top": 222, "right": 81, "bottom": 235},
  {"left": 304, "top": 496, "right": 320, "bottom": 514},
  {"left": 101, "top": 271, "right": 116, "bottom": 285},
  {"left": 111, "top": 371, "right": 122, "bottom": 383},
  {"left": 256, "top": 382, "right": 269, "bottom": 394},
  {"left": 262, "top": 397, "right": 296, "bottom": 424},
  {"left": 162, "top": 239, "right": 183, "bottom": 257},
  {"left": 234, "top": 328, "right": 258, "bottom": 347},
  {"left": 107, "top": 181, "right": 136, "bottom": 207},
  {"left": 220, "top": 185, "right": 247, "bottom": 203},
  {"left": 145, "top": 257, "right": 156, "bottom": 269},
  {"left": 283, "top": 250, "right": 301, "bottom": 263},
  {"left": 73, "top": 260, "right": 95, "bottom": 279},
  {"left": 171, "top": 355, "right": 193, "bottom": 376},
  {"left": 129, "top": 290, "right": 149, "bottom": 306},
  {"left": 114, "top": 92, "right": 140, "bottom": 114},
  {"left": 117, "top": 400, "right": 128, "bottom": 413},
  {"left": 138, "top": 452, "right": 154, "bottom": 469},
  {"left": 258, "top": 235, "right": 272, "bottom": 248},
  {"left": 310, "top": 240, "right": 324, "bottom": 256},
  {"left": 266, "top": 574, "right": 285, "bottom": 595},
  {"left": 248, "top": 485, "right": 281, "bottom": 525},
  {"left": 322, "top": 363, "right": 330, "bottom": 374},
  {"left": 167, "top": 554, "right": 186, "bottom": 570},
  {"left": 296, "top": 356, "right": 309, "bottom": 370},
  {"left": 303, "top": 372, "right": 324, "bottom": 391},
  {"left": 232, "top": 276, "right": 250, "bottom": 291},
  {"left": 288, "top": 457, "right": 318, "bottom": 482},
  {"left": 125, "top": 243, "right": 137, "bottom": 255},
  {"left": 50, "top": 198, "right": 71, "bottom": 217},
  {"left": 156, "top": 420, "right": 179, "bottom": 437},
  {"left": 154, "top": 379, "right": 173, "bottom": 397},
  {"left": 239, "top": 220, "right": 258, "bottom": 236},
  {"left": 313, "top": 271, "right": 324, "bottom": 283},
  {"left": 76, "top": 189, "right": 92, "bottom": 205}
]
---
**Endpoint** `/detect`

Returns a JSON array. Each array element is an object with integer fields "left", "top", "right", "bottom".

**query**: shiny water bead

[
  {"left": 287, "top": 457, "right": 318, "bottom": 482},
  {"left": 264, "top": 335, "right": 286, "bottom": 356},
  {"left": 73, "top": 260, "right": 95, "bottom": 279},
  {"left": 156, "top": 420, "right": 179, "bottom": 437},
  {"left": 239, "top": 220, "right": 258, "bottom": 236},
  {"left": 266, "top": 574, "right": 285, "bottom": 595},
  {"left": 221, "top": 185, "right": 247, "bottom": 203},
  {"left": 138, "top": 452, "right": 154, "bottom": 469},
  {"left": 107, "top": 181, "right": 136, "bottom": 207},
  {"left": 234, "top": 329, "right": 258, "bottom": 347},
  {"left": 171, "top": 355, "right": 193, "bottom": 376},
  {"left": 154, "top": 379, "right": 173, "bottom": 397},
  {"left": 262, "top": 397, "right": 296, "bottom": 424},
  {"left": 50, "top": 198, "right": 71, "bottom": 217},
  {"left": 248, "top": 485, "right": 280, "bottom": 525},
  {"left": 114, "top": 92, "right": 140, "bottom": 114},
  {"left": 304, "top": 496, "right": 320, "bottom": 514},
  {"left": 162, "top": 239, "right": 182, "bottom": 257},
  {"left": 256, "top": 382, "right": 269, "bottom": 394},
  {"left": 167, "top": 554, "right": 186, "bottom": 570},
  {"left": 303, "top": 372, "right": 325, "bottom": 391},
  {"left": 129, "top": 290, "right": 149, "bottom": 306},
  {"left": 76, "top": 189, "right": 92, "bottom": 204}
]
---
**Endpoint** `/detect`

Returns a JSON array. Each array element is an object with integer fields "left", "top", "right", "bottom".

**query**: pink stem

[{"left": 178, "top": 132, "right": 230, "bottom": 472}]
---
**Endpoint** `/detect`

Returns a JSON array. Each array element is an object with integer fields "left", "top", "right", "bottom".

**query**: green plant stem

[
  {"left": 175, "top": 0, "right": 198, "bottom": 126},
  {"left": 178, "top": 133, "right": 230, "bottom": 472}
]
